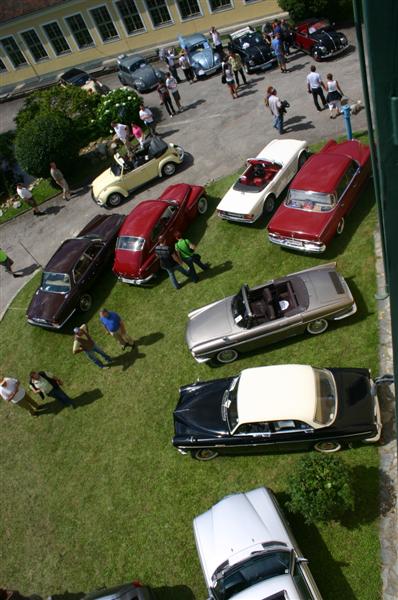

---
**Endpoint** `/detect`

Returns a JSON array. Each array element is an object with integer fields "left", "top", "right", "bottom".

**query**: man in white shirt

[
  {"left": 165, "top": 49, "right": 181, "bottom": 83},
  {"left": 306, "top": 65, "right": 327, "bottom": 111},
  {"left": 166, "top": 72, "right": 183, "bottom": 112},
  {"left": 111, "top": 122, "right": 132, "bottom": 152},
  {"left": 266, "top": 86, "right": 284, "bottom": 134},
  {"left": 16, "top": 184, "right": 44, "bottom": 216},
  {"left": 210, "top": 26, "right": 223, "bottom": 57},
  {"left": 0, "top": 376, "right": 42, "bottom": 416},
  {"left": 139, "top": 104, "right": 156, "bottom": 135}
]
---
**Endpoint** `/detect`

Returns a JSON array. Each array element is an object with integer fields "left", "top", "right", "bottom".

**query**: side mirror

[{"left": 297, "top": 556, "right": 309, "bottom": 564}]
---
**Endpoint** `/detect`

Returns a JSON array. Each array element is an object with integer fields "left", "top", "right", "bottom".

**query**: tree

[
  {"left": 15, "top": 113, "right": 80, "bottom": 178},
  {"left": 278, "top": 0, "right": 353, "bottom": 23}
]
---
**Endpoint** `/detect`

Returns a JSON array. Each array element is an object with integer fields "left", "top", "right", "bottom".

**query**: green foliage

[
  {"left": 278, "top": 0, "right": 353, "bottom": 22},
  {"left": 287, "top": 454, "right": 355, "bottom": 524},
  {"left": 96, "top": 87, "right": 143, "bottom": 135},
  {"left": 14, "top": 113, "right": 80, "bottom": 178},
  {"left": 0, "top": 130, "right": 17, "bottom": 199}
]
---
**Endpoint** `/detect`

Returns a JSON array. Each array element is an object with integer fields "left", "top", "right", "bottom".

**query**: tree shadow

[
  {"left": 43, "top": 204, "right": 66, "bottom": 216},
  {"left": 110, "top": 345, "right": 146, "bottom": 371},
  {"left": 153, "top": 585, "right": 195, "bottom": 600},
  {"left": 15, "top": 263, "right": 39, "bottom": 277},
  {"left": 136, "top": 331, "right": 164, "bottom": 346},
  {"left": 339, "top": 465, "right": 381, "bottom": 529}
]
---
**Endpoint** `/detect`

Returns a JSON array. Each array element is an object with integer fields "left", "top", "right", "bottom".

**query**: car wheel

[
  {"left": 162, "top": 162, "right": 177, "bottom": 177},
  {"left": 263, "top": 194, "right": 276, "bottom": 214},
  {"left": 307, "top": 319, "right": 329, "bottom": 335},
  {"left": 106, "top": 192, "right": 123, "bottom": 208},
  {"left": 216, "top": 348, "right": 238, "bottom": 364},
  {"left": 193, "top": 449, "right": 218, "bottom": 461},
  {"left": 336, "top": 218, "right": 345, "bottom": 235},
  {"left": 79, "top": 293, "right": 92, "bottom": 312},
  {"left": 197, "top": 196, "right": 208, "bottom": 215},
  {"left": 314, "top": 441, "right": 342, "bottom": 453},
  {"left": 298, "top": 151, "right": 308, "bottom": 169}
]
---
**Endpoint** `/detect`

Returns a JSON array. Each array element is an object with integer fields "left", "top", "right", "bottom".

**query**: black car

[
  {"left": 291, "top": 18, "right": 349, "bottom": 61},
  {"left": 59, "top": 67, "right": 91, "bottom": 86},
  {"left": 173, "top": 365, "right": 381, "bottom": 461},
  {"left": 228, "top": 26, "right": 276, "bottom": 73}
]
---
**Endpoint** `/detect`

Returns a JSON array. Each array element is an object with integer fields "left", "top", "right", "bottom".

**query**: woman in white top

[
  {"left": 222, "top": 61, "right": 238, "bottom": 99},
  {"left": 326, "top": 73, "right": 344, "bottom": 119},
  {"left": 0, "top": 376, "right": 41, "bottom": 416}
]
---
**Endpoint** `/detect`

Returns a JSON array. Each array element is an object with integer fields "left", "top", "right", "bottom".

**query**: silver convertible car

[{"left": 186, "top": 263, "right": 356, "bottom": 364}]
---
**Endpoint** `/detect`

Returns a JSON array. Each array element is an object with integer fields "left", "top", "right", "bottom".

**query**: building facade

[{"left": 0, "top": 0, "right": 280, "bottom": 90}]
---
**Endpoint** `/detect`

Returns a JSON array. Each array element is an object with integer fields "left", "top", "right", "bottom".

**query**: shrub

[
  {"left": 286, "top": 453, "right": 354, "bottom": 524},
  {"left": 278, "top": 0, "right": 353, "bottom": 23},
  {"left": 15, "top": 113, "right": 80, "bottom": 178},
  {"left": 96, "top": 87, "right": 143, "bottom": 135}
]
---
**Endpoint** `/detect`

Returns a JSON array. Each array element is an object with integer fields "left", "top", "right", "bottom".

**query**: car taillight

[
  {"left": 132, "top": 580, "right": 142, "bottom": 587},
  {"left": 244, "top": 214, "right": 254, "bottom": 220}
]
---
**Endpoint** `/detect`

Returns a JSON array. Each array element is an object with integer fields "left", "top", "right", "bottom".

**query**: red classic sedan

[
  {"left": 113, "top": 183, "right": 207, "bottom": 284},
  {"left": 267, "top": 139, "right": 371, "bottom": 253}
]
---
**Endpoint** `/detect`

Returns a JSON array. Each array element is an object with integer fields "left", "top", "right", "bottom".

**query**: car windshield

[
  {"left": 41, "top": 272, "right": 71, "bottom": 293},
  {"left": 129, "top": 59, "right": 146, "bottom": 71},
  {"left": 231, "top": 286, "right": 251, "bottom": 328},
  {"left": 190, "top": 41, "right": 209, "bottom": 52},
  {"left": 285, "top": 189, "right": 336, "bottom": 212},
  {"left": 313, "top": 368, "right": 338, "bottom": 426},
  {"left": 221, "top": 376, "right": 239, "bottom": 431},
  {"left": 309, "top": 20, "right": 331, "bottom": 33},
  {"left": 116, "top": 236, "right": 145, "bottom": 252},
  {"left": 213, "top": 549, "right": 292, "bottom": 600},
  {"left": 238, "top": 32, "right": 262, "bottom": 47}
]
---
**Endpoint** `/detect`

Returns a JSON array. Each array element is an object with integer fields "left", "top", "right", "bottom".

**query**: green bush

[
  {"left": 287, "top": 453, "right": 354, "bottom": 524},
  {"left": 14, "top": 113, "right": 80, "bottom": 178},
  {"left": 96, "top": 87, "right": 143, "bottom": 135},
  {"left": 278, "top": 0, "right": 353, "bottom": 23}
]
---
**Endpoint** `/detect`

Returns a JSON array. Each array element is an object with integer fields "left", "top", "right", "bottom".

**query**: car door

[
  {"left": 229, "top": 422, "right": 273, "bottom": 454},
  {"left": 269, "top": 160, "right": 295, "bottom": 199},
  {"left": 128, "top": 156, "right": 159, "bottom": 191},
  {"left": 84, "top": 242, "right": 107, "bottom": 279},
  {"left": 269, "top": 420, "right": 315, "bottom": 452},
  {"left": 295, "top": 26, "right": 311, "bottom": 50},
  {"left": 72, "top": 253, "right": 94, "bottom": 295},
  {"left": 326, "top": 161, "right": 359, "bottom": 238}
]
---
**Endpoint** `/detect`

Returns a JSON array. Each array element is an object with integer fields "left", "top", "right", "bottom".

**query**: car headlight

[
  {"left": 318, "top": 45, "right": 327, "bottom": 52},
  {"left": 214, "top": 54, "right": 221, "bottom": 64},
  {"left": 155, "top": 71, "right": 162, "bottom": 78},
  {"left": 340, "top": 36, "right": 347, "bottom": 44},
  {"left": 135, "top": 79, "right": 145, "bottom": 88},
  {"left": 248, "top": 59, "right": 255, "bottom": 65}
]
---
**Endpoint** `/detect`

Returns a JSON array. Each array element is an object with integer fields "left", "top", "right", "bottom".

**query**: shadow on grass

[
  {"left": 153, "top": 585, "right": 195, "bottom": 600},
  {"left": 40, "top": 388, "right": 103, "bottom": 415},
  {"left": 193, "top": 260, "right": 233, "bottom": 283},
  {"left": 110, "top": 345, "right": 146, "bottom": 371},
  {"left": 136, "top": 331, "right": 164, "bottom": 346},
  {"left": 340, "top": 465, "right": 381, "bottom": 529},
  {"left": 185, "top": 190, "right": 223, "bottom": 245}
]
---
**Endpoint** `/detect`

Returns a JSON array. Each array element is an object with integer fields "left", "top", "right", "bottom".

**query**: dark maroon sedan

[
  {"left": 27, "top": 214, "right": 125, "bottom": 329},
  {"left": 113, "top": 183, "right": 207, "bottom": 285},
  {"left": 267, "top": 139, "right": 371, "bottom": 253}
]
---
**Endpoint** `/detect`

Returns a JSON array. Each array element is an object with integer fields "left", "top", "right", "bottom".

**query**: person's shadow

[
  {"left": 110, "top": 345, "right": 146, "bottom": 371},
  {"left": 40, "top": 388, "right": 103, "bottom": 415},
  {"left": 193, "top": 260, "right": 233, "bottom": 283},
  {"left": 136, "top": 332, "right": 164, "bottom": 346},
  {"left": 15, "top": 263, "right": 39, "bottom": 277}
]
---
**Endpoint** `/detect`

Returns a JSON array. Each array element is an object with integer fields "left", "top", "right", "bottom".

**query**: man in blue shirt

[
  {"left": 271, "top": 33, "right": 288, "bottom": 73},
  {"left": 99, "top": 308, "right": 135, "bottom": 350}
]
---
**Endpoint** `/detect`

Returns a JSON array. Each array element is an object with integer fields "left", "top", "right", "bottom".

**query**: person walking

[
  {"left": 157, "top": 81, "right": 176, "bottom": 117},
  {"left": 174, "top": 232, "right": 209, "bottom": 283},
  {"left": 111, "top": 122, "right": 132, "bottom": 152},
  {"left": 222, "top": 60, "right": 238, "bottom": 99},
  {"left": 166, "top": 72, "right": 183, "bottom": 112},
  {"left": 155, "top": 235, "right": 191, "bottom": 290},
  {"left": 16, "top": 184, "right": 44, "bottom": 216},
  {"left": 165, "top": 49, "right": 181, "bottom": 83},
  {"left": 73, "top": 324, "right": 112, "bottom": 369},
  {"left": 0, "top": 248, "right": 21, "bottom": 277},
  {"left": 271, "top": 33, "right": 288, "bottom": 73},
  {"left": 210, "top": 26, "right": 223, "bottom": 57},
  {"left": 179, "top": 52, "right": 195, "bottom": 83},
  {"left": 29, "top": 371, "right": 75, "bottom": 408},
  {"left": 49, "top": 161, "right": 71, "bottom": 201},
  {"left": 306, "top": 65, "right": 327, "bottom": 111},
  {"left": 99, "top": 308, "right": 135, "bottom": 350},
  {"left": 326, "top": 73, "right": 344, "bottom": 119},
  {"left": 131, "top": 122, "right": 145, "bottom": 148},
  {"left": 0, "top": 375, "right": 42, "bottom": 416},
  {"left": 266, "top": 86, "right": 284, "bottom": 134},
  {"left": 228, "top": 51, "right": 247, "bottom": 88},
  {"left": 139, "top": 104, "right": 156, "bottom": 135}
]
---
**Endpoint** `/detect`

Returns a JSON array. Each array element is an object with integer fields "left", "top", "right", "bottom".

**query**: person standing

[
  {"left": 157, "top": 81, "right": 176, "bottom": 117},
  {"left": 228, "top": 51, "right": 247, "bottom": 88},
  {"left": 139, "top": 104, "right": 156, "bottom": 135},
  {"left": 0, "top": 248, "right": 21, "bottom": 277},
  {"left": 0, "top": 375, "right": 42, "bottom": 416},
  {"left": 165, "top": 49, "right": 181, "bottom": 83},
  {"left": 99, "top": 308, "right": 135, "bottom": 350},
  {"left": 155, "top": 235, "right": 191, "bottom": 290},
  {"left": 16, "top": 184, "right": 44, "bottom": 216},
  {"left": 29, "top": 371, "right": 75, "bottom": 408},
  {"left": 111, "top": 122, "right": 132, "bottom": 152},
  {"left": 179, "top": 52, "right": 195, "bottom": 83},
  {"left": 174, "top": 232, "right": 209, "bottom": 283},
  {"left": 280, "top": 18, "right": 292, "bottom": 55},
  {"left": 210, "top": 26, "right": 223, "bottom": 57},
  {"left": 326, "top": 73, "right": 344, "bottom": 119},
  {"left": 222, "top": 61, "right": 238, "bottom": 99},
  {"left": 165, "top": 72, "right": 183, "bottom": 112},
  {"left": 266, "top": 86, "right": 284, "bottom": 134},
  {"left": 271, "top": 33, "right": 288, "bottom": 73},
  {"left": 73, "top": 324, "right": 112, "bottom": 369},
  {"left": 49, "top": 161, "right": 71, "bottom": 201},
  {"left": 306, "top": 65, "right": 327, "bottom": 111},
  {"left": 131, "top": 122, "right": 145, "bottom": 148}
]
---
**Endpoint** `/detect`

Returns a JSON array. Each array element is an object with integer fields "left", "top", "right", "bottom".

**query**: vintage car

[
  {"left": 117, "top": 53, "right": 165, "bottom": 91},
  {"left": 91, "top": 136, "right": 184, "bottom": 208},
  {"left": 178, "top": 34, "right": 221, "bottom": 77},
  {"left": 186, "top": 263, "right": 356, "bottom": 364},
  {"left": 227, "top": 26, "right": 276, "bottom": 73},
  {"left": 193, "top": 487, "right": 323, "bottom": 599},
  {"left": 217, "top": 139, "right": 308, "bottom": 223},
  {"left": 267, "top": 139, "right": 371, "bottom": 253},
  {"left": 113, "top": 183, "right": 207, "bottom": 285},
  {"left": 291, "top": 18, "right": 348, "bottom": 61},
  {"left": 84, "top": 582, "right": 154, "bottom": 600},
  {"left": 58, "top": 67, "right": 90, "bottom": 86},
  {"left": 173, "top": 365, "right": 382, "bottom": 460},
  {"left": 27, "top": 214, "right": 124, "bottom": 329}
]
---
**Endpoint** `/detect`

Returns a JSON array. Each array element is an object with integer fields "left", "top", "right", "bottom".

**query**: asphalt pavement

[{"left": 0, "top": 26, "right": 368, "bottom": 318}]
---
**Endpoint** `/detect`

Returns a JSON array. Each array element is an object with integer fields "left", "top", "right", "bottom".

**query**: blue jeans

[
  {"left": 183, "top": 254, "right": 209, "bottom": 283},
  {"left": 273, "top": 114, "right": 284, "bottom": 134},
  {"left": 84, "top": 344, "right": 112, "bottom": 368},
  {"left": 162, "top": 265, "right": 190, "bottom": 289},
  {"left": 48, "top": 387, "right": 74, "bottom": 406}
]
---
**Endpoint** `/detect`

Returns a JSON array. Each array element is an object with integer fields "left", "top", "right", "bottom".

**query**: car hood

[
  {"left": 268, "top": 203, "right": 332, "bottom": 240},
  {"left": 312, "top": 29, "right": 347, "bottom": 49},
  {"left": 299, "top": 267, "right": 352, "bottom": 309},
  {"left": 174, "top": 379, "right": 231, "bottom": 437},
  {"left": 92, "top": 167, "right": 119, "bottom": 196},
  {"left": 243, "top": 44, "right": 273, "bottom": 62},
  {"left": 217, "top": 186, "right": 262, "bottom": 214},
  {"left": 190, "top": 48, "right": 216, "bottom": 70},
  {"left": 113, "top": 249, "right": 143, "bottom": 278},
  {"left": 133, "top": 65, "right": 159, "bottom": 86},
  {"left": 27, "top": 287, "right": 70, "bottom": 324},
  {"left": 186, "top": 298, "right": 234, "bottom": 350}
]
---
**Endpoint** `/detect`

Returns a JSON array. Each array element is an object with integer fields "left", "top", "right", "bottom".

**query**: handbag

[{"left": 221, "top": 74, "right": 226, "bottom": 84}]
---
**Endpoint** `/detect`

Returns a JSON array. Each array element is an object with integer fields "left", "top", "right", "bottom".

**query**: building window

[
  {"left": 115, "top": 0, "right": 145, "bottom": 35},
  {"left": 208, "top": 0, "right": 232, "bottom": 11},
  {"left": 0, "top": 37, "right": 27, "bottom": 68},
  {"left": 0, "top": 58, "right": 7, "bottom": 72},
  {"left": 20, "top": 29, "right": 48, "bottom": 62},
  {"left": 177, "top": 0, "right": 201, "bottom": 19},
  {"left": 65, "top": 14, "right": 94, "bottom": 48},
  {"left": 43, "top": 22, "right": 71, "bottom": 55},
  {"left": 146, "top": 0, "right": 172, "bottom": 27},
  {"left": 90, "top": 6, "right": 119, "bottom": 42}
]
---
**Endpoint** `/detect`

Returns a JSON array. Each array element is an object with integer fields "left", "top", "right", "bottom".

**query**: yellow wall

[{"left": 0, "top": 0, "right": 280, "bottom": 88}]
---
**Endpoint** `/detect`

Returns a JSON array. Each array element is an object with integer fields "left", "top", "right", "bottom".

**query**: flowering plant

[{"left": 96, "top": 87, "right": 143, "bottom": 135}]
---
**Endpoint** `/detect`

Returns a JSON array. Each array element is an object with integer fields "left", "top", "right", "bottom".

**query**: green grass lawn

[{"left": 0, "top": 137, "right": 380, "bottom": 599}]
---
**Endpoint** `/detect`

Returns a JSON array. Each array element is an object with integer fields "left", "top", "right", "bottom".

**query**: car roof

[
  {"left": 236, "top": 365, "right": 319, "bottom": 428},
  {"left": 290, "top": 151, "right": 351, "bottom": 193},
  {"left": 230, "top": 26, "right": 253, "bottom": 39},
  {"left": 119, "top": 54, "right": 146, "bottom": 66},
  {"left": 119, "top": 200, "right": 169, "bottom": 238},
  {"left": 180, "top": 33, "right": 207, "bottom": 45},
  {"left": 45, "top": 238, "right": 92, "bottom": 273}
]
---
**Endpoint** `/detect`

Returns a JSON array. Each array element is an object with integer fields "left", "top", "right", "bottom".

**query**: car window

[
  {"left": 293, "top": 564, "right": 314, "bottom": 600},
  {"left": 160, "top": 205, "right": 177, "bottom": 227},
  {"left": 73, "top": 254, "right": 92, "bottom": 281},
  {"left": 116, "top": 236, "right": 145, "bottom": 252},
  {"left": 84, "top": 243, "right": 103, "bottom": 260},
  {"left": 285, "top": 189, "right": 336, "bottom": 212},
  {"left": 129, "top": 60, "right": 146, "bottom": 72},
  {"left": 41, "top": 272, "right": 71, "bottom": 294},
  {"left": 236, "top": 422, "right": 271, "bottom": 435},
  {"left": 313, "top": 368, "right": 337, "bottom": 426},
  {"left": 336, "top": 161, "right": 358, "bottom": 200}
]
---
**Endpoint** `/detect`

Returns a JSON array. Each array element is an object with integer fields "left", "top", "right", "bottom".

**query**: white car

[
  {"left": 193, "top": 487, "right": 323, "bottom": 600},
  {"left": 216, "top": 139, "right": 308, "bottom": 223}
]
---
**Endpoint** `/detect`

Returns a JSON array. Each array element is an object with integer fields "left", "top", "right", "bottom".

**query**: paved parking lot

[{"left": 0, "top": 26, "right": 367, "bottom": 316}]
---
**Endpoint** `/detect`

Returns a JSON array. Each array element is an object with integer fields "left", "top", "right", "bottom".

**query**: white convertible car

[{"left": 216, "top": 139, "right": 308, "bottom": 223}]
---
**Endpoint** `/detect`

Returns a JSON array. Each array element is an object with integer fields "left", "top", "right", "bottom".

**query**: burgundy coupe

[
  {"left": 267, "top": 139, "right": 371, "bottom": 253},
  {"left": 113, "top": 183, "right": 207, "bottom": 285}
]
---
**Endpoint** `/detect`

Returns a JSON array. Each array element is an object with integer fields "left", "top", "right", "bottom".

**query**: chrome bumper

[
  {"left": 268, "top": 233, "right": 326, "bottom": 253},
  {"left": 118, "top": 273, "right": 156, "bottom": 285}
]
